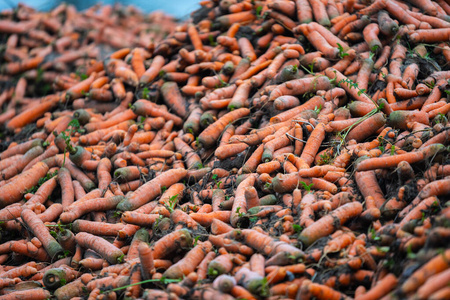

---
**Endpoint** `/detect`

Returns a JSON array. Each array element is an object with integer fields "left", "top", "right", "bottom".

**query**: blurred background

[{"left": 0, "top": 0, "right": 201, "bottom": 19}]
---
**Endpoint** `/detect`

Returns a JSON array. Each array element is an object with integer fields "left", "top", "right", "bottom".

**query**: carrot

[
  {"left": 106, "top": 79, "right": 125, "bottom": 101},
  {"left": 270, "top": 96, "right": 325, "bottom": 123},
  {"left": 409, "top": 0, "right": 438, "bottom": 16},
  {"left": 239, "top": 229, "right": 305, "bottom": 260},
  {"left": 72, "top": 219, "right": 125, "bottom": 236},
  {"left": 238, "top": 37, "right": 256, "bottom": 61},
  {"left": 139, "top": 55, "right": 165, "bottom": 86},
  {"left": 59, "top": 194, "right": 123, "bottom": 223},
  {"left": 325, "top": 0, "right": 340, "bottom": 20},
  {"left": 216, "top": 10, "right": 256, "bottom": 27},
  {"left": 325, "top": 68, "right": 375, "bottom": 106},
  {"left": 75, "top": 232, "right": 124, "bottom": 264},
  {"left": 0, "top": 161, "right": 49, "bottom": 208},
  {"left": 230, "top": 285, "right": 257, "bottom": 300},
  {"left": 299, "top": 202, "right": 363, "bottom": 247},
  {"left": 116, "top": 168, "right": 187, "bottom": 211},
  {"left": 297, "top": 123, "right": 326, "bottom": 168},
  {"left": 211, "top": 274, "right": 236, "bottom": 294},
  {"left": 345, "top": 113, "right": 386, "bottom": 142},
  {"left": 262, "top": 128, "right": 294, "bottom": 162},
  {"left": 0, "top": 288, "right": 51, "bottom": 300},
  {"left": 233, "top": 267, "right": 268, "bottom": 298},
  {"left": 330, "top": 14, "right": 357, "bottom": 35},
  {"left": 297, "top": 25, "right": 338, "bottom": 58},
  {"left": 43, "top": 265, "right": 79, "bottom": 290},
  {"left": 232, "top": 59, "right": 272, "bottom": 82},
  {"left": 197, "top": 108, "right": 250, "bottom": 149},
  {"left": 417, "top": 268, "right": 450, "bottom": 300},
  {"left": 294, "top": 0, "right": 313, "bottom": 23},
  {"left": 356, "top": 143, "right": 445, "bottom": 172},
  {"left": 400, "top": 196, "right": 440, "bottom": 227},
  {"left": 338, "top": 15, "right": 370, "bottom": 39},
  {"left": 373, "top": 45, "right": 391, "bottom": 70},
  {"left": 185, "top": 23, "right": 203, "bottom": 51},
  {"left": 386, "top": 1, "right": 431, "bottom": 29},
  {"left": 228, "top": 80, "right": 252, "bottom": 110},
  {"left": 301, "top": 279, "right": 352, "bottom": 300},
  {"left": 152, "top": 228, "right": 192, "bottom": 259},
  {"left": 308, "top": 22, "right": 349, "bottom": 49},
  {"left": 183, "top": 107, "right": 203, "bottom": 135},
  {"left": 230, "top": 174, "right": 256, "bottom": 227},
  {"left": 272, "top": 172, "right": 338, "bottom": 194},
  {"left": 401, "top": 249, "right": 450, "bottom": 295},
  {"left": 410, "top": 28, "right": 450, "bottom": 43},
  {"left": 209, "top": 233, "right": 254, "bottom": 256},
  {"left": 356, "top": 55, "right": 374, "bottom": 92},
  {"left": 160, "top": 81, "right": 187, "bottom": 118},
  {"left": 429, "top": 287, "right": 450, "bottom": 300},
  {"left": 307, "top": 0, "right": 330, "bottom": 26},
  {"left": 1, "top": 138, "right": 43, "bottom": 160},
  {"left": 162, "top": 241, "right": 212, "bottom": 279},
  {"left": 83, "top": 109, "right": 135, "bottom": 132},
  {"left": 189, "top": 211, "right": 231, "bottom": 227},
  {"left": 1, "top": 145, "right": 44, "bottom": 180},
  {"left": 2, "top": 55, "right": 44, "bottom": 75},
  {"left": 21, "top": 208, "right": 64, "bottom": 259},
  {"left": 132, "top": 99, "right": 183, "bottom": 126},
  {"left": 6, "top": 98, "right": 56, "bottom": 131},
  {"left": 57, "top": 167, "right": 74, "bottom": 207}
]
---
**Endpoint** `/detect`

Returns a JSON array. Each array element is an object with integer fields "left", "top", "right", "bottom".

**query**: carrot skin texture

[
  {"left": 21, "top": 208, "right": 64, "bottom": 259},
  {"left": 356, "top": 144, "right": 445, "bottom": 172},
  {"left": 197, "top": 108, "right": 250, "bottom": 149},
  {"left": 299, "top": 202, "right": 363, "bottom": 247},
  {"left": 75, "top": 232, "right": 125, "bottom": 264},
  {"left": 117, "top": 168, "right": 188, "bottom": 211},
  {"left": 0, "top": 162, "right": 49, "bottom": 208}
]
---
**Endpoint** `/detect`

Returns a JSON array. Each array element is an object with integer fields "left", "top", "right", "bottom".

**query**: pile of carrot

[{"left": 0, "top": 0, "right": 449, "bottom": 299}]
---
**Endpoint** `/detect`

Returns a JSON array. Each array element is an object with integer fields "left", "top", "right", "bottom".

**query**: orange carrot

[
  {"left": 72, "top": 219, "right": 125, "bottom": 236},
  {"left": 190, "top": 211, "right": 232, "bottom": 227},
  {"left": 117, "top": 168, "right": 187, "bottom": 211},
  {"left": 231, "top": 174, "right": 256, "bottom": 227},
  {"left": 132, "top": 99, "right": 183, "bottom": 126},
  {"left": 21, "top": 208, "right": 64, "bottom": 259},
  {"left": 270, "top": 96, "right": 325, "bottom": 123},
  {"left": 325, "top": 68, "right": 375, "bottom": 106},
  {"left": 297, "top": 123, "right": 326, "bottom": 168},
  {"left": 75, "top": 232, "right": 124, "bottom": 264},
  {"left": 59, "top": 194, "right": 123, "bottom": 223},
  {"left": 400, "top": 249, "right": 450, "bottom": 294},
  {"left": 345, "top": 113, "right": 386, "bottom": 142},
  {"left": 197, "top": 108, "right": 250, "bottom": 149},
  {"left": 356, "top": 144, "right": 445, "bottom": 172},
  {"left": 163, "top": 241, "right": 212, "bottom": 279},
  {"left": 238, "top": 37, "right": 256, "bottom": 61},
  {"left": 152, "top": 228, "right": 192, "bottom": 259},
  {"left": 386, "top": 1, "right": 431, "bottom": 29},
  {"left": 300, "top": 280, "right": 350, "bottom": 300},
  {"left": 6, "top": 99, "right": 57, "bottom": 131},
  {"left": 0, "top": 162, "right": 49, "bottom": 208},
  {"left": 240, "top": 229, "right": 304, "bottom": 260},
  {"left": 417, "top": 268, "right": 450, "bottom": 300},
  {"left": 299, "top": 202, "right": 363, "bottom": 247},
  {"left": 400, "top": 196, "right": 439, "bottom": 227},
  {"left": 58, "top": 167, "right": 74, "bottom": 207},
  {"left": 355, "top": 171, "right": 386, "bottom": 209},
  {"left": 295, "top": 0, "right": 313, "bottom": 23},
  {"left": 139, "top": 55, "right": 165, "bottom": 86},
  {"left": 309, "top": 0, "right": 330, "bottom": 26}
]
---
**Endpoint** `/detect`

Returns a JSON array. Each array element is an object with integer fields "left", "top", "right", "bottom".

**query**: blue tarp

[{"left": 0, "top": 0, "right": 200, "bottom": 19}]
